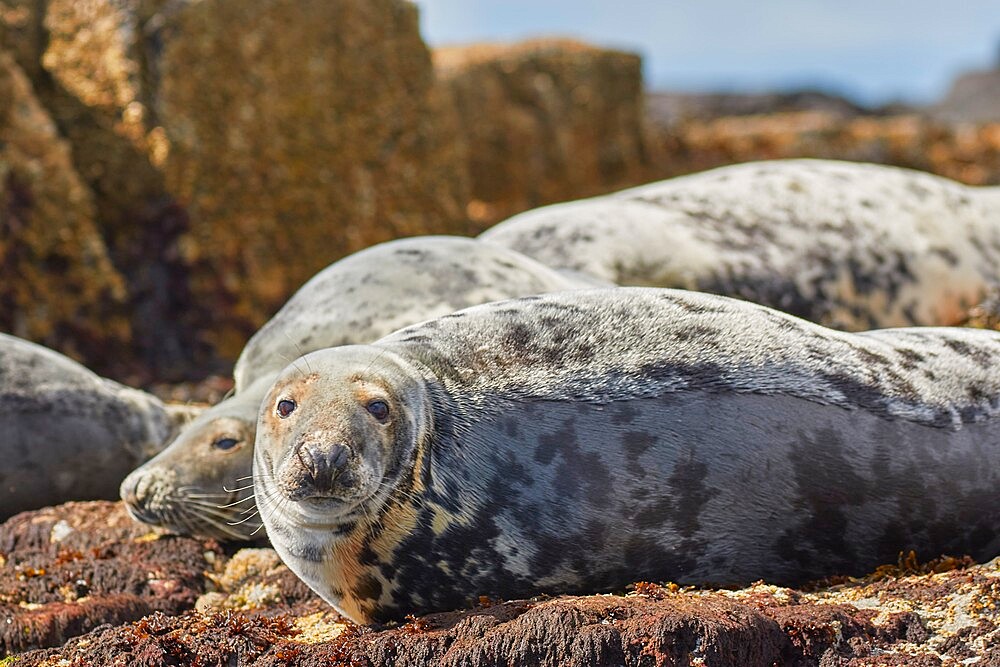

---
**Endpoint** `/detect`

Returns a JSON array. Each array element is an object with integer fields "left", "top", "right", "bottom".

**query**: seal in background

[{"left": 482, "top": 159, "right": 1000, "bottom": 330}]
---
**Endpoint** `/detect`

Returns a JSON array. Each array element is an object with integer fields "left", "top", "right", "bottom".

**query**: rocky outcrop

[
  {"left": 5, "top": 501, "right": 1000, "bottom": 665},
  {"left": 0, "top": 50, "right": 129, "bottom": 365},
  {"left": 931, "top": 68, "right": 1000, "bottom": 124},
  {"left": 435, "top": 39, "right": 661, "bottom": 227},
  {"left": 1, "top": 0, "right": 472, "bottom": 378},
  {"left": 660, "top": 112, "right": 1000, "bottom": 186}
]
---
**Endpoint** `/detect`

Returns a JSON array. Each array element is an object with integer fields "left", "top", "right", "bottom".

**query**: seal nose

[
  {"left": 120, "top": 469, "right": 150, "bottom": 506},
  {"left": 120, "top": 469, "right": 159, "bottom": 522},
  {"left": 295, "top": 442, "right": 351, "bottom": 493}
]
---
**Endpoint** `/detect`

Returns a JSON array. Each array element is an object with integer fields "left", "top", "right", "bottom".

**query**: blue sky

[{"left": 415, "top": 1, "right": 1000, "bottom": 105}]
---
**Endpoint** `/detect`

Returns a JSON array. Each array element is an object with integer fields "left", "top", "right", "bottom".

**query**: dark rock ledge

[{"left": 3, "top": 502, "right": 998, "bottom": 666}]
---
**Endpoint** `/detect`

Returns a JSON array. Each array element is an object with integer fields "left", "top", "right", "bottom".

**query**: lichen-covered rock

[
  {"left": 435, "top": 39, "right": 661, "bottom": 227},
  {"left": 0, "top": 50, "right": 129, "bottom": 367}
]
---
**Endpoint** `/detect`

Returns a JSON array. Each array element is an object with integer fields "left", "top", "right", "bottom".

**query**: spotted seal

[
  {"left": 0, "top": 333, "right": 195, "bottom": 520},
  {"left": 481, "top": 159, "right": 1000, "bottom": 330},
  {"left": 254, "top": 287, "right": 1000, "bottom": 624},
  {"left": 120, "top": 236, "right": 605, "bottom": 540}
]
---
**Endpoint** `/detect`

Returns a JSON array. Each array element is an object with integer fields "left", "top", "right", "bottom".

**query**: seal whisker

[
  {"left": 228, "top": 508, "right": 264, "bottom": 527},
  {"left": 182, "top": 491, "right": 236, "bottom": 501},
  {"left": 214, "top": 495, "right": 257, "bottom": 509},
  {"left": 222, "top": 482, "right": 256, "bottom": 493}
]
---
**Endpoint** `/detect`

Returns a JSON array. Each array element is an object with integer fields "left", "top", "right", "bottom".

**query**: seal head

[
  {"left": 257, "top": 346, "right": 429, "bottom": 534},
  {"left": 120, "top": 375, "right": 272, "bottom": 540}
]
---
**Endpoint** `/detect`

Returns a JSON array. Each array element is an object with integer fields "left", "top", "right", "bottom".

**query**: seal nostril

[{"left": 330, "top": 445, "right": 349, "bottom": 473}]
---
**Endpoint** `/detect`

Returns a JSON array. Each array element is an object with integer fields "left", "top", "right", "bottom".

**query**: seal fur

[
  {"left": 254, "top": 287, "right": 1000, "bottom": 623},
  {"left": 481, "top": 158, "right": 1000, "bottom": 330},
  {"left": 0, "top": 333, "right": 188, "bottom": 519},
  {"left": 121, "top": 236, "right": 604, "bottom": 539}
]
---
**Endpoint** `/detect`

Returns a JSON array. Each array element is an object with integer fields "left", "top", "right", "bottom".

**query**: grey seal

[
  {"left": 0, "top": 332, "right": 192, "bottom": 520},
  {"left": 120, "top": 236, "right": 604, "bottom": 540},
  {"left": 254, "top": 287, "right": 1000, "bottom": 624},
  {"left": 481, "top": 158, "right": 1000, "bottom": 330}
]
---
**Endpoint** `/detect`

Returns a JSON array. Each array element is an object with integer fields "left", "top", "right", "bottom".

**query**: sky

[{"left": 415, "top": 1, "right": 1000, "bottom": 105}]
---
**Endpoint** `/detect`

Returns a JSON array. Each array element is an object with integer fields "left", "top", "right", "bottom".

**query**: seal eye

[
  {"left": 277, "top": 399, "right": 297, "bottom": 418},
  {"left": 366, "top": 400, "right": 390, "bottom": 422},
  {"left": 213, "top": 437, "right": 240, "bottom": 451}
]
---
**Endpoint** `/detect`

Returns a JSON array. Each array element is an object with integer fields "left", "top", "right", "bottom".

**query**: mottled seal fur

[
  {"left": 121, "top": 236, "right": 604, "bottom": 540},
  {"left": 0, "top": 333, "right": 191, "bottom": 520},
  {"left": 254, "top": 287, "right": 1000, "bottom": 624},
  {"left": 481, "top": 159, "right": 1000, "bottom": 330}
]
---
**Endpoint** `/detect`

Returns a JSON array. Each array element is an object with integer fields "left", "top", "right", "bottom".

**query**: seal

[
  {"left": 120, "top": 236, "right": 605, "bottom": 540},
  {"left": 0, "top": 332, "right": 193, "bottom": 520},
  {"left": 480, "top": 158, "right": 1000, "bottom": 330},
  {"left": 254, "top": 287, "right": 1000, "bottom": 624}
]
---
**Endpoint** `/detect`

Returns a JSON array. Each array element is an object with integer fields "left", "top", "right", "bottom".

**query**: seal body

[
  {"left": 254, "top": 287, "right": 1000, "bottom": 624},
  {"left": 0, "top": 333, "right": 183, "bottom": 520},
  {"left": 481, "top": 159, "right": 1000, "bottom": 330},
  {"left": 121, "top": 236, "right": 604, "bottom": 539}
]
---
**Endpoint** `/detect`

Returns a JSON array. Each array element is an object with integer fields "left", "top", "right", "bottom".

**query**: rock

[
  {"left": 434, "top": 39, "right": 661, "bottom": 227},
  {"left": 195, "top": 548, "right": 318, "bottom": 616},
  {"left": 0, "top": 501, "right": 223, "bottom": 656},
  {"left": 1, "top": 0, "right": 471, "bottom": 378},
  {"left": 0, "top": 49, "right": 130, "bottom": 368},
  {"left": 156, "top": 0, "right": 471, "bottom": 360},
  {"left": 646, "top": 89, "right": 876, "bottom": 127},
  {"left": 8, "top": 501, "right": 999, "bottom": 667},
  {"left": 931, "top": 68, "right": 1000, "bottom": 124},
  {"left": 659, "top": 112, "right": 1000, "bottom": 187}
]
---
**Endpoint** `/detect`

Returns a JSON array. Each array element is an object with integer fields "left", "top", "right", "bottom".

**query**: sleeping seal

[
  {"left": 0, "top": 333, "right": 191, "bottom": 520},
  {"left": 254, "top": 287, "right": 1000, "bottom": 623},
  {"left": 120, "top": 236, "right": 604, "bottom": 540},
  {"left": 481, "top": 159, "right": 1000, "bottom": 330}
]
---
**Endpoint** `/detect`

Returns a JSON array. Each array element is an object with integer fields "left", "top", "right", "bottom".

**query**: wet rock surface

[{"left": 4, "top": 502, "right": 999, "bottom": 666}]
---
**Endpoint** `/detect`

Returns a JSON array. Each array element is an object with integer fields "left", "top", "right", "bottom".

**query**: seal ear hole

[
  {"left": 213, "top": 437, "right": 241, "bottom": 451},
  {"left": 277, "top": 399, "right": 297, "bottom": 419},
  {"left": 366, "top": 400, "right": 390, "bottom": 422}
]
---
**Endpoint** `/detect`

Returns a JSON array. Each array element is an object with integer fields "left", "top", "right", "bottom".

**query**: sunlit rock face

[{"left": 0, "top": 0, "right": 471, "bottom": 377}]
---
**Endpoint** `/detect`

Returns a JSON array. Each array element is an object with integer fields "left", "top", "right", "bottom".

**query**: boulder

[{"left": 435, "top": 39, "right": 662, "bottom": 227}]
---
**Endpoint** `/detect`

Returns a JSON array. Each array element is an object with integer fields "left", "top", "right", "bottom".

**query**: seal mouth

[{"left": 122, "top": 477, "right": 261, "bottom": 541}]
